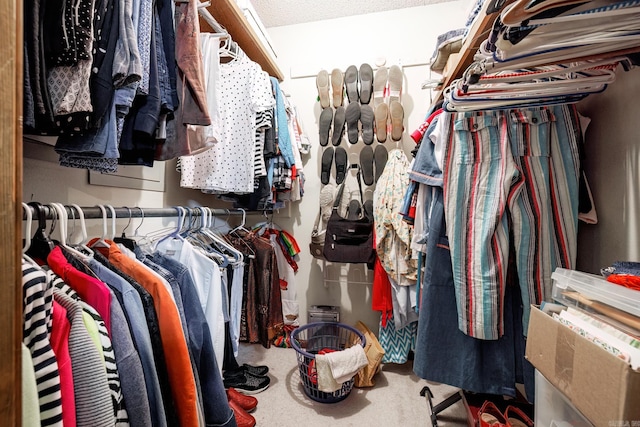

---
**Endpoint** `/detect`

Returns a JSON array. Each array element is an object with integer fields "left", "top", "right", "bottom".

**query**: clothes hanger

[
  {"left": 90, "top": 204, "right": 112, "bottom": 249},
  {"left": 494, "top": 23, "right": 640, "bottom": 62},
  {"left": 153, "top": 206, "right": 187, "bottom": 250},
  {"left": 188, "top": 208, "right": 229, "bottom": 267},
  {"left": 464, "top": 58, "right": 623, "bottom": 87},
  {"left": 25, "top": 201, "right": 56, "bottom": 263},
  {"left": 130, "top": 207, "right": 145, "bottom": 240},
  {"left": 113, "top": 207, "right": 137, "bottom": 251},
  {"left": 50, "top": 203, "right": 92, "bottom": 260},
  {"left": 22, "top": 202, "right": 32, "bottom": 254},
  {"left": 69, "top": 204, "right": 94, "bottom": 255},
  {"left": 22, "top": 202, "right": 46, "bottom": 269},
  {"left": 104, "top": 205, "right": 117, "bottom": 240},
  {"left": 252, "top": 210, "right": 272, "bottom": 236},
  {"left": 193, "top": 207, "right": 241, "bottom": 264},
  {"left": 198, "top": 207, "right": 251, "bottom": 260},
  {"left": 456, "top": 68, "right": 616, "bottom": 96},
  {"left": 229, "top": 208, "right": 250, "bottom": 235},
  {"left": 454, "top": 47, "right": 627, "bottom": 107}
]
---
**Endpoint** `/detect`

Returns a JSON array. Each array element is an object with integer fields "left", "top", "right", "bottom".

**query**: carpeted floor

[{"left": 235, "top": 343, "right": 469, "bottom": 426}]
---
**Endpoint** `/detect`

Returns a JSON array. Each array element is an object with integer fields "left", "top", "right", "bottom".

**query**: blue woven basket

[{"left": 291, "top": 322, "right": 365, "bottom": 403}]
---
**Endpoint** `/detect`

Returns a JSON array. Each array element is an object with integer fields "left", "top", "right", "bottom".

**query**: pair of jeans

[{"left": 413, "top": 187, "right": 535, "bottom": 399}]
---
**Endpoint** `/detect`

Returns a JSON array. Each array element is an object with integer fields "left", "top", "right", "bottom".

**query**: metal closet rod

[{"left": 23, "top": 205, "right": 257, "bottom": 220}]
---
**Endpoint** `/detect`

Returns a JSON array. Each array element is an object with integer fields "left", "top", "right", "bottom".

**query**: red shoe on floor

[
  {"left": 478, "top": 401, "right": 508, "bottom": 427},
  {"left": 504, "top": 405, "right": 534, "bottom": 427},
  {"left": 228, "top": 398, "right": 256, "bottom": 427},
  {"left": 227, "top": 387, "right": 258, "bottom": 413}
]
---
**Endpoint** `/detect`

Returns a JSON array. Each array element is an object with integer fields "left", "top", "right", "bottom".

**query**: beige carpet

[{"left": 236, "top": 343, "right": 469, "bottom": 426}]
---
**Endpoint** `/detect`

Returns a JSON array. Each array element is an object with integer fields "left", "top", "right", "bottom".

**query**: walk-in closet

[{"left": 3, "top": 0, "right": 640, "bottom": 425}]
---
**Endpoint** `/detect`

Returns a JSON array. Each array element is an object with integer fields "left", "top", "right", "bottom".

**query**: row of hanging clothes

[
  {"left": 22, "top": 0, "right": 308, "bottom": 210},
  {"left": 176, "top": 33, "right": 309, "bottom": 210},
  {"left": 21, "top": 203, "right": 301, "bottom": 427},
  {"left": 368, "top": 0, "right": 640, "bottom": 403}
]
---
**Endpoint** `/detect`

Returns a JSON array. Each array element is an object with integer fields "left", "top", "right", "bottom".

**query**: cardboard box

[{"left": 526, "top": 305, "right": 640, "bottom": 426}]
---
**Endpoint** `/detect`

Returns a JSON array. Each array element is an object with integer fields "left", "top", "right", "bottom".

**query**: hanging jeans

[
  {"left": 443, "top": 105, "right": 580, "bottom": 340},
  {"left": 413, "top": 187, "right": 534, "bottom": 399}
]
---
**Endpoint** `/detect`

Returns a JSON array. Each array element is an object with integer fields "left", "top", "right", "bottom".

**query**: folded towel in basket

[{"left": 316, "top": 345, "right": 369, "bottom": 392}]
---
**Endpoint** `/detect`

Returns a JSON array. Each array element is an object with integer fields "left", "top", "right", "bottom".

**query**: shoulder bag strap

[
  {"left": 332, "top": 164, "right": 366, "bottom": 209},
  {"left": 313, "top": 206, "right": 323, "bottom": 232}
]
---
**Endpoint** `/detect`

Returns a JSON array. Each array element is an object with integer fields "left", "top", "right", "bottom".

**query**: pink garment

[
  {"left": 47, "top": 246, "right": 112, "bottom": 334},
  {"left": 50, "top": 300, "right": 76, "bottom": 427}
]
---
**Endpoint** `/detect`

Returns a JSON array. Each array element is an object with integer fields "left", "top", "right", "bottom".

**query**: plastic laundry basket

[{"left": 291, "top": 322, "right": 366, "bottom": 403}]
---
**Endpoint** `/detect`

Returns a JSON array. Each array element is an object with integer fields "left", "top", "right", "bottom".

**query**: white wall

[
  {"left": 576, "top": 67, "right": 640, "bottom": 273},
  {"left": 266, "top": 2, "right": 470, "bottom": 331},
  {"left": 23, "top": 142, "right": 237, "bottom": 242}
]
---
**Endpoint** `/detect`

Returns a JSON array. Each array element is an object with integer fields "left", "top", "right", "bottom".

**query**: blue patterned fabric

[{"left": 378, "top": 315, "right": 417, "bottom": 364}]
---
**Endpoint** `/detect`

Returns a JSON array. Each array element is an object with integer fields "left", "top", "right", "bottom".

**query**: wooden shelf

[
  {"left": 433, "top": 0, "right": 514, "bottom": 102},
  {"left": 199, "top": 0, "right": 285, "bottom": 81}
]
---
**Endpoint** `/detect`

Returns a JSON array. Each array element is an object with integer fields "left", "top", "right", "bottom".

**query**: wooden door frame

[{"left": 0, "top": 0, "right": 22, "bottom": 423}]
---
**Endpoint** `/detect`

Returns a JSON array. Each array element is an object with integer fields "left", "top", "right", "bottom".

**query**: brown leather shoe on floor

[
  {"left": 227, "top": 387, "right": 258, "bottom": 413},
  {"left": 229, "top": 398, "right": 256, "bottom": 427}
]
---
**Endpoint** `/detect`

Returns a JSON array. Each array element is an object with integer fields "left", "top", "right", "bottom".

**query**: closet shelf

[
  {"left": 433, "top": 0, "right": 514, "bottom": 102},
  {"left": 200, "top": 0, "right": 284, "bottom": 81}
]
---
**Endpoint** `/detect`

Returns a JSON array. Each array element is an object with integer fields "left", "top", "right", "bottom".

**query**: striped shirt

[
  {"left": 22, "top": 260, "right": 64, "bottom": 426},
  {"left": 53, "top": 285, "right": 115, "bottom": 426},
  {"left": 54, "top": 278, "right": 130, "bottom": 426}
]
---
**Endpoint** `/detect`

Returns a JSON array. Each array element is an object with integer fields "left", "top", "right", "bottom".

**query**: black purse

[{"left": 323, "top": 166, "right": 375, "bottom": 264}]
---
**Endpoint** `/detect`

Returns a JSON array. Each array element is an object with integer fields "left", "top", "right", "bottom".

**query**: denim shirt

[{"left": 149, "top": 252, "right": 237, "bottom": 427}]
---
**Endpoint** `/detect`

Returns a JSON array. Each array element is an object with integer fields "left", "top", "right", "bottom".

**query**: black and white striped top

[
  {"left": 22, "top": 260, "right": 64, "bottom": 427},
  {"left": 53, "top": 286, "right": 115, "bottom": 426},
  {"left": 53, "top": 279, "right": 130, "bottom": 426}
]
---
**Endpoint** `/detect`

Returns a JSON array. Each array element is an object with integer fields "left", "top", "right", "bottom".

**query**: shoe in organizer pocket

[
  {"left": 374, "top": 103, "right": 389, "bottom": 143},
  {"left": 319, "top": 107, "right": 333, "bottom": 147},
  {"left": 374, "top": 144, "right": 388, "bottom": 183},
  {"left": 387, "top": 65, "right": 403, "bottom": 103},
  {"left": 359, "top": 63, "right": 374, "bottom": 104},
  {"left": 360, "top": 145, "right": 375, "bottom": 186},
  {"left": 345, "top": 102, "right": 361, "bottom": 144},
  {"left": 321, "top": 147, "right": 334, "bottom": 185},
  {"left": 331, "top": 68, "right": 344, "bottom": 108},
  {"left": 360, "top": 104, "right": 374, "bottom": 145},
  {"left": 390, "top": 101, "right": 404, "bottom": 141},
  {"left": 332, "top": 106, "right": 346, "bottom": 146},
  {"left": 346, "top": 199, "right": 362, "bottom": 220},
  {"left": 373, "top": 66, "right": 388, "bottom": 107},
  {"left": 334, "top": 146, "right": 347, "bottom": 185},
  {"left": 316, "top": 69, "right": 330, "bottom": 108},
  {"left": 344, "top": 65, "right": 359, "bottom": 103},
  {"left": 363, "top": 199, "right": 374, "bottom": 221}
]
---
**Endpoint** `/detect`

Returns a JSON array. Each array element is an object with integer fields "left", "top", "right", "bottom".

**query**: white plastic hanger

[
  {"left": 105, "top": 205, "right": 117, "bottom": 240},
  {"left": 69, "top": 204, "right": 93, "bottom": 255},
  {"left": 50, "top": 203, "right": 92, "bottom": 260},
  {"left": 90, "top": 204, "right": 112, "bottom": 249},
  {"left": 22, "top": 202, "right": 32, "bottom": 254},
  {"left": 21, "top": 203, "right": 45, "bottom": 270}
]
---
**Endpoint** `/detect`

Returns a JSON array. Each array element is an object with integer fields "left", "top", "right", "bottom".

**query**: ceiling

[{"left": 250, "top": 0, "right": 453, "bottom": 28}]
